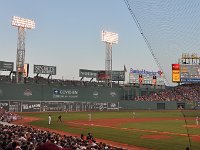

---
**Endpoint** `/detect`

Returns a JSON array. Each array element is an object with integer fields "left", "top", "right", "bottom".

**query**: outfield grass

[{"left": 19, "top": 110, "right": 200, "bottom": 150}]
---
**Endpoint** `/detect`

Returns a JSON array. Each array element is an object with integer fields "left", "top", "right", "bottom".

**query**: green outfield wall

[
  {"left": 0, "top": 83, "right": 123, "bottom": 102},
  {"left": 0, "top": 83, "right": 195, "bottom": 112},
  {"left": 119, "top": 100, "right": 194, "bottom": 110}
]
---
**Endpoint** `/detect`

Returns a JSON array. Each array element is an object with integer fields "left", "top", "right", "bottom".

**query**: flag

[{"left": 124, "top": 65, "right": 127, "bottom": 72}]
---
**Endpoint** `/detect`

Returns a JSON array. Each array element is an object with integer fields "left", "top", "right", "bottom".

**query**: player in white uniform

[
  {"left": 133, "top": 112, "right": 136, "bottom": 118},
  {"left": 48, "top": 114, "right": 51, "bottom": 125},
  {"left": 196, "top": 116, "right": 199, "bottom": 126},
  {"left": 88, "top": 113, "right": 92, "bottom": 122}
]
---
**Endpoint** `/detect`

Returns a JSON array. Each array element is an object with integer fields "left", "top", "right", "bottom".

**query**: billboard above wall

[
  {"left": 0, "top": 61, "right": 14, "bottom": 71},
  {"left": 79, "top": 69, "right": 98, "bottom": 78},
  {"left": 79, "top": 69, "right": 125, "bottom": 81},
  {"left": 34, "top": 65, "right": 56, "bottom": 75}
]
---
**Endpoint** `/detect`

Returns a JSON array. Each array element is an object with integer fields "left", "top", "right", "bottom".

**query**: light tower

[
  {"left": 12, "top": 16, "right": 35, "bottom": 83},
  {"left": 101, "top": 30, "right": 119, "bottom": 87}
]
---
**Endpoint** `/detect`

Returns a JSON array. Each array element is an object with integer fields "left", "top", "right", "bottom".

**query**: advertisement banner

[
  {"left": 22, "top": 101, "right": 41, "bottom": 112},
  {"left": 97, "top": 71, "right": 110, "bottom": 80},
  {"left": 9, "top": 101, "right": 21, "bottom": 112},
  {"left": 23, "top": 63, "right": 29, "bottom": 77},
  {"left": 34, "top": 65, "right": 56, "bottom": 75},
  {"left": 79, "top": 69, "right": 125, "bottom": 81},
  {"left": 94, "top": 102, "right": 107, "bottom": 111},
  {"left": 107, "top": 102, "right": 119, "bottom": 110},
  {"left": 172, "top": 64, "right": 180, "bottom": 82},
  {"left": 0, "top": 101, "right": 9, "bottom": 111},
  {"left": 112, "top": 71, "right": 125, "bottom": 81},
  {"left": 0, "top": 61, "right": 14, "bottom": 71},
  {"left": 53, "top": 88, "right": 79, "bottom": 99},
  {"left": 79, "top": 69, "right": 98, "bottom": 78}
]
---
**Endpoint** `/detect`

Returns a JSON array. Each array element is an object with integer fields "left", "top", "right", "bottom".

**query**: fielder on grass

[
  {"left": 88, "top": 113, "right": 92, "bottom": 122},
  {"left": 57, "top": 115, "right": 62, "bottom": 123},
  {"left": 196, "top": 116, "right": 199, "bottom": 126},
  {"left": 132, "top": 112, "right": 136, "bottom": 118},
  {"left": 48, "top": 114, "right": 51, "bottom": 125}
]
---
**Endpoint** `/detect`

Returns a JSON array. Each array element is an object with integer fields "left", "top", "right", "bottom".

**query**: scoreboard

[
  {"left": 172, "top": 64, "right": 200, "bottom": 83},
  {"left": 180, "top": 64, "right": 200, "bottom": 82}
]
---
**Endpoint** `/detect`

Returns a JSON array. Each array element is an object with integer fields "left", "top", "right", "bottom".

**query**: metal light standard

[
  {"left": 12, "top": 16, "right": 35, "bottom": 83},
  {"left": 101, "top": 30, "right": 118, "bottom": 87}
]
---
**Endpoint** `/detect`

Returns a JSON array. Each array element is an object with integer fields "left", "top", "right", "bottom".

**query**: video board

[
  {"left": 129, "top": 68, "right": 165, "bottom": 85},
  {"left": 180, "top": 64, "right": 200, "bottom": 82}
]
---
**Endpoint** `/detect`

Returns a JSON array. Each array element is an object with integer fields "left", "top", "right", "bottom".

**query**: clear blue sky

[{"left": 0, "top": 0, "right": 158, "bottom": 82}]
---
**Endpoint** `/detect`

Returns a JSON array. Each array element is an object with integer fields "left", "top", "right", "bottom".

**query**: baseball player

[
  {"left": 48, "top": 114, "right": 51, "bottom": 125},
  {"left": 88, "top": 113, "right": 92, "bottom": 122},
  {"left": 57, "top": 115, "right": 62, "bottom": 123},
  {"left": 133, "top": 112, "right": 136, "bottom": 118},
  {"left": 196, "top": 116, "right": 199, "bottom": 126}
]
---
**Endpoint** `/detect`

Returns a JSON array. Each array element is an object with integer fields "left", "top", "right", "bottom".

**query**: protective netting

[{"left": 125, "top": 0, "right": 200, "bottom": 85}]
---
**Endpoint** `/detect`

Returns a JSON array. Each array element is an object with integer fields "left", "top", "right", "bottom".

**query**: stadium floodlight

[
  {"left": 12, "top": 16, "right": 35, "bottom": 29},
  {"left": 101, "top": 30, "right": 119, "bottom": 88},
  {"left": 12, "top": 16, "right": 35, "bottom": 83},
  {"left": 101, "top": 30, "right": 118, "bottom": 44}
]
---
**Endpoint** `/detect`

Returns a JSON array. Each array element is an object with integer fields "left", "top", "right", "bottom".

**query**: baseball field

[{"left": 14, "top": 110, "right": 200, "bottom": 150}]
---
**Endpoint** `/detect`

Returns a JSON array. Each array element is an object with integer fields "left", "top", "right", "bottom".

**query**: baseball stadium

[{"left": 1, "top": 1, "right": 200, "bottom": 150}]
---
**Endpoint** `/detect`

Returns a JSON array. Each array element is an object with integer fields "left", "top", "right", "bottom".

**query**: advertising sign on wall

[
  {"left": 22, "top": 101, "right": 41, "bottom": 112},
  {"left": 0, "top": 101, "right": 9, "bottom": 111},
  {"left": 53, "top": 88, "right": 79, "bottom": 99}
]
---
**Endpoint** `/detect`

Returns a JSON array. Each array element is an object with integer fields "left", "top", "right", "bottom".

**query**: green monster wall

[
  {"left": 0, "top": 83, "right": 193, "bottom": 111},
  {"left": 0, "top": 83, "right": 123, "bottom": 102}
]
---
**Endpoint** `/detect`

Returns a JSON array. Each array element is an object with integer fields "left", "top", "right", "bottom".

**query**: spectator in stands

[
  {"left": 80, "top": 133, "right": 84, "bottom": 140},
  {"left": 35, "top": 142, "right": 68, "bottom": 150},
  {"left": 134, "top": 83, "right": 200, "bottom": 102},
  {"left": 0, "top": 122, "right": 123, "bottom": 150},
  {"left": 0, "top": 108, "right": 21, "bottom": 123},
  {"left": 86, "top": 132, "right": 95, "bottom": 143}
]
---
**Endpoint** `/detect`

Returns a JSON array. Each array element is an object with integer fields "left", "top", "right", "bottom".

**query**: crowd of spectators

[
  {"left": 0, "top": 124, "right": 120, "bottom": 150},
  {"left": 0, "top": 108, "right": 125, "bottom": 150},
  {"left": 134, "top": 83, "right": 200, "bottom": 101},
  {"left": 0, "top": 108, "right": 21, "bottom": 123}
]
